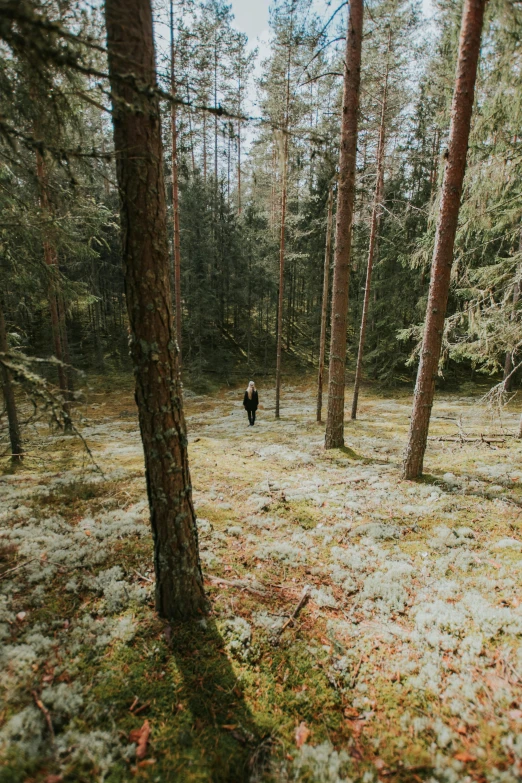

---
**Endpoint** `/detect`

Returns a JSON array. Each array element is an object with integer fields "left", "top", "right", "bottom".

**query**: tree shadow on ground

[{"left": 166, "top": 617, "right": 272, "bottom": 783}]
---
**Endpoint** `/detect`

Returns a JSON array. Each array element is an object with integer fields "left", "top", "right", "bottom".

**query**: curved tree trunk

[
  {"left": 316, "top": 183, "right": 334, "bottom": 422},
  {"left": 402, "top": 0, "right": 487, "bottom": 480},
  {"left": 0, "top": 297, "right": 23, "bottom": 460},
  {"left": 105, "top": 0, "right": 208, "bottom": 621},
  {"left": 324, "top": 0, "right": 363, "bottom": 448},
  {"left": 351, "top": 33, "right": 390, "bottom": 421}
]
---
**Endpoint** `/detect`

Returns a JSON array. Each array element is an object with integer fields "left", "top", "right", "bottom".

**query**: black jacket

[{"left": 243, "top": 390, "right": 259, "bottom": 411}]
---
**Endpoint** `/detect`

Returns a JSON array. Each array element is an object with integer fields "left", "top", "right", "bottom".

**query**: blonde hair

[{"left": 247, "top": 380, "right": 255, "bottom": 399}]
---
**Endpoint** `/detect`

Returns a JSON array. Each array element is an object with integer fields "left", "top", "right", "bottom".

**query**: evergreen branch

[{"left": 0, "top": 351, "right": 104, "bottom": 476}]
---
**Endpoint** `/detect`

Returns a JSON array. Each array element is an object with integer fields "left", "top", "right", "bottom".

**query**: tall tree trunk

[
  {"left": 351, "top": 33, "right": 390, "bottom": 421},
  {"left": 203, "top": 112, "right": 207, "bottom": 182},
  {"left": 57, "top": 293, "right": 74, "bottom": 396},
  {"left": 105, "top": 0, "right": 208, "bottom": 621},
  {"left": 170, "top": 0, "right": 182, "bottom": 363},
  {"left": 275, "top": 46, "right": 291, "bottom": 419},
  {"left": 186, "top": 80, "right": 196, "bottom": 174},
  {"left": 214, "top": 43, "right": 218, "bottom": 198},
  {"left": 317, "top": 183, "right": 334, "bottom": 422},
  {"left": 429, "top": 128, "right": 440, "bottom": 198},
  {"left": 227, "top": 131, "right": 231, "bottom": 203},
  {"left": 324, "top": 0, "right": 363, "bottom": 448},
  {"left": 503, "top": 230, "right": 521, "bottom": 392},
  {"left": 0, "top": 297, "right": 23, "bottom": 460},
  {"left": 237, "top": 116, "right": 242, "bottom": 215},
  {"left": 35, "top": 149, "right": 72, "bottom": 430},
  {"left": 402, "top": 0, "right": 487, "bottom": 480}
]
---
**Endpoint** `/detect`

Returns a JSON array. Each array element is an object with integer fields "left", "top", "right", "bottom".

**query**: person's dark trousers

[{"left": 248, "top": 410, "right": 256, "bottom": 426}]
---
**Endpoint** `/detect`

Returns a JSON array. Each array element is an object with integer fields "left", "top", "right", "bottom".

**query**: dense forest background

[{"left": 0, "top": 0, "right": 520, "bottom": 402}]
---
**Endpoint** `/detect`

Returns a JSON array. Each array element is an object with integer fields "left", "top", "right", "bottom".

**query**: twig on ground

[
  {"left": 349, "top": 653, "right": 365, "bottom": 688},
  {"left": 133, "top": 568, "right": 154, "bottom": 583},
  {"left": 0, "top": 558, "right": 38, "bottom": 580},
  {"left": 205, "top": 574, "right": 267, "bottom": 596},
  {"left": 32, "top": 690, "right": 55, "bottom": 742},
  {"left": 274, "top": 585, "right": 311, "bottom": 642},
  {"left": 502, "top": 656, "right": 522, "bottom": 684}
]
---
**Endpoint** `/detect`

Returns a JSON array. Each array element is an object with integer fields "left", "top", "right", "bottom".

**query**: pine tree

[
  {"left": 402, "top": 0, "right": 488, "bottom": 480},
  {"left": 316, "top": 182, "right": 334, "bottom": 422},
  {"left": 324, "top": 0, "right": 364, "bottom": 449},
  {"left": 105, "top": 0, "right": 208, "bottom": 620},
  {"left": 350, "top": 28, "right": 391, "bottom": 420}
]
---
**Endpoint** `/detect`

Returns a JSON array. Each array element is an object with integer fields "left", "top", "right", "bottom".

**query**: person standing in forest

[{"left": 243, "top": 380, "right": 259, "bottom": 426}]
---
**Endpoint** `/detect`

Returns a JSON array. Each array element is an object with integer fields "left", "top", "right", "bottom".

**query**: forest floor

[{"left": 1, "top": 377, "right": 522, "bottom": 783}]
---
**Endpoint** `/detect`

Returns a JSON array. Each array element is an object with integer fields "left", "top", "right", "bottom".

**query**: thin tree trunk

[
  {"left": 227, "top": 131, "right": 231, "bottom": 203},
  {"left": 402, "top": 0, "right": 487, "bottom": 480},
  {"left": 170, "top": 0, "right": 182, "bottom": 363},
  {"left": 351, "top": 33, "right": 390, "bottom": 420},
  {"left": 35, "top": 149, "right": 72, "bottom": 430},
  {"left": 57, "top": 293, "right": 74, "bottom": 395},
  {"left": 275, "top": 23, "right": 293, "bottom": 418},
  {"left": 324, "top": 0, "right": 363, "bottom": 448},
  {"left": 203, "top": 112, "right": 207, "bottom": 182},
  {"left": 503, "top": 230, "right": 521, "bottom": 392},
  {"left": 237, "top": 117, "right": 242, "bottom": 215},
  {"left": 105, "top": 0, "right": 208, "bottom": 620},
  {"left": 429, "top": 128, "right": 440, "bottom": 198},
  {"left": 317, "top": 183, "right": 334, "bottom": 422},
  {"left": 275, "top": 71, "right": 290, "bottom": 420},
  {"left": 0, "top": 298, "right": 23, "bottom": 460},
  {"left": 214, "top": 43, "right": 218, "bottom": 197},
  {"left": 186, "top": 79, "right": 196, "bottom": 174}
]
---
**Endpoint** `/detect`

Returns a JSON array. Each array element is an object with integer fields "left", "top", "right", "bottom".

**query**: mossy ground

[{"left": 1, "top": 377, "right": 522, "bottom": 781}]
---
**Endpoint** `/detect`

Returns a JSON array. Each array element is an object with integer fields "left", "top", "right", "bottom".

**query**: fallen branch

[
  {"left": 274, "top": 585, "right": 311, "bottom": 642},
  {"left": 428, "top": 435, "right": 506, "bottom": 444},
  {"left": 32, "top": 690, "right": 55, "bottom": 742},
  {"left": 205, "top": 574, "right": 267, "bottom": 596},
  {"left": 133, "top": 569, "right": 154, "bottom": 584},
  {"left": 349, "top": 653, "right": 365, "bottom": 689},
  {"left": 0, "top": 557, "right": 38, "bottom": 580}
]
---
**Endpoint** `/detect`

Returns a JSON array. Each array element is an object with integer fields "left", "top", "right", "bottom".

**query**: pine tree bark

[
  {"left": 351, "top": 34, "right": 390, "bottom": 420},
  {"left": 0, "top": 297, "right": 23, "bottom": 460},
  {"left": 324, "top": 0, "right": 363, "bottom": 448},
  {"left": 170, "top": 0, "right": 182, "bottom": 363},
  {"left": 105, "top": 0, "right": 208, "bottom": 620},
  {"left": 402, "top": 0, "right": 487, "bottom": 480},
  {"left": 316, "top": 183, "right": 334, "bottom": 422}
]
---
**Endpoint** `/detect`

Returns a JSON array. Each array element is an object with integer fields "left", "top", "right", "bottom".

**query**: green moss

[{"left": 271, "top": 500, "right": 320, "bottom": 530}]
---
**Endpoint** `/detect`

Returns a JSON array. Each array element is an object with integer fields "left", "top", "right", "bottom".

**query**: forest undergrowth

[{"left": 1, "top": 378, "right": 522, "bottom": 783}]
